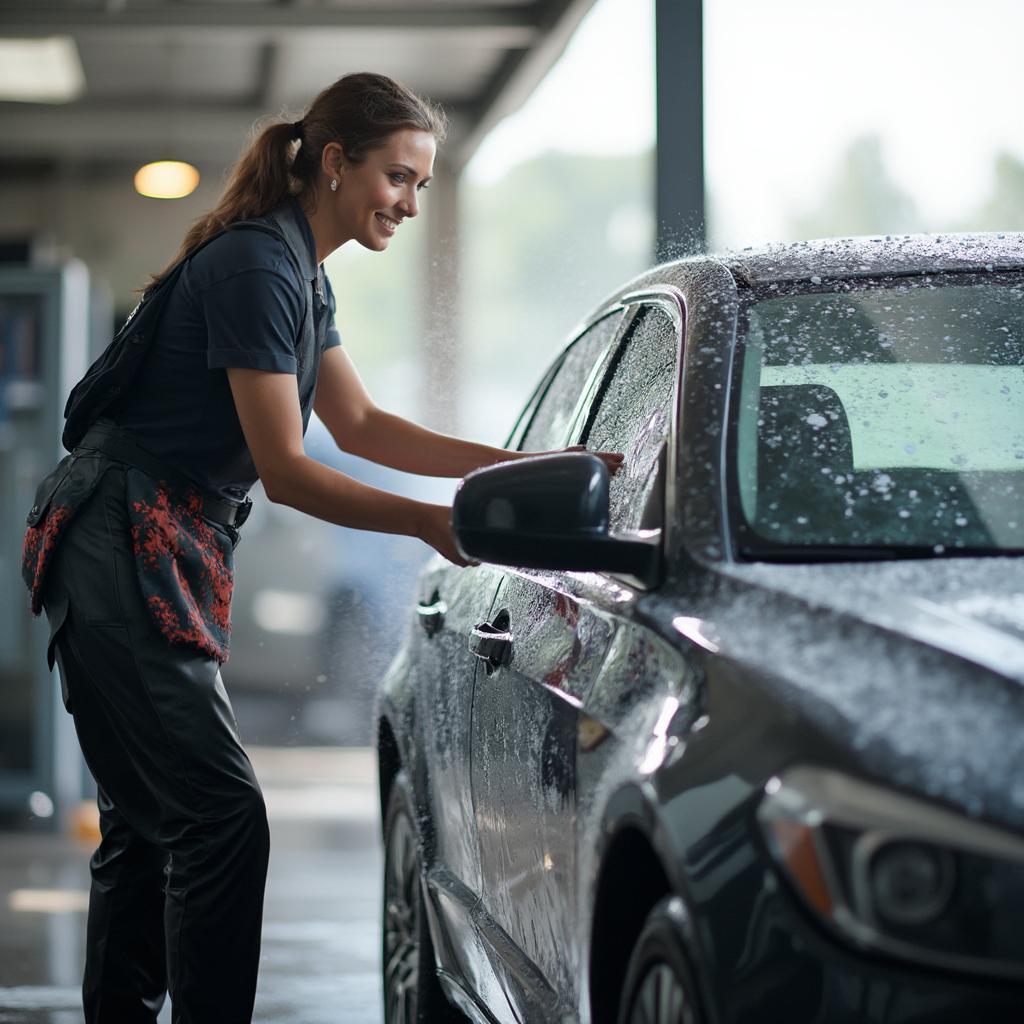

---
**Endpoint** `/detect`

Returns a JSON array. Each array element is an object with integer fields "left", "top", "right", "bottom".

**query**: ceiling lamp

[
  {"left": 0, "top": 37, "right": 84, "bottom": 103},
  {"left": 134, "top": 160, "right": 200, "bottom": 199}
]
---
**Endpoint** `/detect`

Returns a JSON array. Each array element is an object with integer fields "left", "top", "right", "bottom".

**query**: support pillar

[
  {"left": 656, "top": 0, "right": 705, "bottom": 260},
  {"left": 418, "top": 156, "right": 461, "bottom": 434}
]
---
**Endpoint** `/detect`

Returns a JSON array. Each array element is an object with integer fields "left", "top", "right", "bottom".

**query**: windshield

[{"left": 732, "top": 272, "right": 1024, "bottom": 558}]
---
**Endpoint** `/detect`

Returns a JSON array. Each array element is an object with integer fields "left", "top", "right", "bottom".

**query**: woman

[{"left": 21, "top": 72, "right": 621, "bottom": 1023}]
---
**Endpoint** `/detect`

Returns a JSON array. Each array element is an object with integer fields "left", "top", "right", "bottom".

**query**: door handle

[
  {"left": 469, "top": 613, "right": 512, "bottom": 673},
  {"left": 416, "top": 595, "right": 447, "bottom": 637}
]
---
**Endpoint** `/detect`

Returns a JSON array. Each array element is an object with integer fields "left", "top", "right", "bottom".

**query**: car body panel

[
  {"left": 471, "top": 569, "right": 615, "bottom": 1016},
  {"left": 697, "top": 559, "right": 1024, "bottom": 832},
  {"left": 411, "top": 559, "right": 509, "bottom": 1003}
]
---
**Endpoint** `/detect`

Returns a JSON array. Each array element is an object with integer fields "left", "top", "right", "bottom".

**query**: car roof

[{"left": 647, "top": 231, "right": 1024, "bottom": 289}]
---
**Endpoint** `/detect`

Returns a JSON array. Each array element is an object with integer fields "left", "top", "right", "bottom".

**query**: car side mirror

[{"left": 452, "top": 453, "right": 660, "bottom": 582}]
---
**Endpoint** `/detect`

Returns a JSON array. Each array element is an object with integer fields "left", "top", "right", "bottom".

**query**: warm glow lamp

[{"left": 134, "top": 160, "right": 200, "bottom": 199}]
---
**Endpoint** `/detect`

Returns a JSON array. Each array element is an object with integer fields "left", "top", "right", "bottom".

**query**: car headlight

[{"left": 757, "top": 767, "right": 1024, "bottom": 980}]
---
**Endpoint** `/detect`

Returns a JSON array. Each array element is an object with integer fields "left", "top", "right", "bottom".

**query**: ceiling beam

[
  {"left": 0, "top": 104, "right": 264, "bottom": 163},
  {"left": 0, "top": 3, "right": 538, "bottom": 45},
  {"left": 0, "top": 101, "right": 472, "bottom": 164}
]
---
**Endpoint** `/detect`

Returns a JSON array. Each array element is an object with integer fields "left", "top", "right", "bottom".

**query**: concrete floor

[{"left": 0, "top": 747, "right": 384, "bottom": 1023}]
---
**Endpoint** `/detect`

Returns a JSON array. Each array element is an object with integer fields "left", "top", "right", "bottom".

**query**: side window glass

[
  {"left": 519, "top": 312, "right": 623, "bottom": 453},
  {"left": 582, "top": 305, "right": 679, "bottom": 533}
]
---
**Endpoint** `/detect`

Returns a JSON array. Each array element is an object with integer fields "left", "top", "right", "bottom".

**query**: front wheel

[
  {"left": 617, "top": 898, "right": 702, "bottom": 1024},
  {"left": 382, "top": 771, "right": 464, "bottom": 1024}
]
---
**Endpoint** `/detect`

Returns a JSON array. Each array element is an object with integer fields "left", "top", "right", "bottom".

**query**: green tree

[
  {"left": 969, "top": 150, "right": 1024, "bottom": 231},
  {"left": 790, "top": 134, "right": 923, "bottom": 239},
  {"left": 462, "top": 149, "right": 654, "bottom": 431}
]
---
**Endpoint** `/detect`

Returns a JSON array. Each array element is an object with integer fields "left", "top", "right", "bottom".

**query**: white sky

[
  {"left": 466, "top": 0, "right": 655, "bottom": 182},
  {"left": 466, "top": 0, "right": 1024, "bottom": 245}
]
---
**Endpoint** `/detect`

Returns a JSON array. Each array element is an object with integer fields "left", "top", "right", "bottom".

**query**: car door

[
  {"left": 470, "top": 302, "right": 683, "bottom": 1020},
  {"left": 421, "top": 308, "right": 628, "bottom": 1021},
  {"left": 414, "top": 557, "right": 509, "bottom": 1004}
]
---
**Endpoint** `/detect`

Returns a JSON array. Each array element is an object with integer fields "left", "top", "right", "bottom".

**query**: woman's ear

[{"left": 321, "top": 141, "right": 347, "bottom": 182}]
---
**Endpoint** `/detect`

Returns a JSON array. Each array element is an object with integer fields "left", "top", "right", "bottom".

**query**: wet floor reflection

[{"left": 0, "top": 747, "right": 383, "bottom": 1023}]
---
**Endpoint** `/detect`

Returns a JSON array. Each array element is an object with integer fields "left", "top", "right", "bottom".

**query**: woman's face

[{"left": 333, "top": 128, "right": 436, "bottom": 251}]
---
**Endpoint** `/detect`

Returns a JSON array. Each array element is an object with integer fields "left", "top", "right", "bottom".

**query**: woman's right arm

[{"left": 226, "top": 367, "right": 471, "bottom": 565}]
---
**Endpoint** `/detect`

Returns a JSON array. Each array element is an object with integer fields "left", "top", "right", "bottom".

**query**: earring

[{"left": 330, "top": 179, "right": 338, "bottom": 192}]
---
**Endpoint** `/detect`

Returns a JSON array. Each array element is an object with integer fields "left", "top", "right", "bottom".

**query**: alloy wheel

[
  {"left": 383, "top": 806, "right": 420, "bottom": 1024},
  {"left": 628, "top": 961, "right": 690, "bottom": 1024}
]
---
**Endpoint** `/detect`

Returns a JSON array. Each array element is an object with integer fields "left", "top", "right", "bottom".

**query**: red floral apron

[{"left": 22, "top": 454, "right": 236, "bottom": 663}]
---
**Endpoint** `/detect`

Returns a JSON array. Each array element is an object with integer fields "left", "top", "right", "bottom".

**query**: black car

[{"left": 375, "top": 233, "right": 1024, "bottom": 1024}]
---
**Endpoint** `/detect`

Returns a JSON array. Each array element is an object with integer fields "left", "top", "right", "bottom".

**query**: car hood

[
  {"left": 718, "top": 556, "right": 1024, "bottom": 683},
  {"left": 684, "top": 556, "right": 1024, "bottom": 830}
]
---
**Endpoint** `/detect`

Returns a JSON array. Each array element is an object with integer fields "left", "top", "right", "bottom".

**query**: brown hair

[{"left": 147, "top": 72, "right": 446, "bottom": 289}]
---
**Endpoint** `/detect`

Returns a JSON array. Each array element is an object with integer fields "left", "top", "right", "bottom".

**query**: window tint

[
  {"left": 519, "top": 312, "right": 623, "bottom": 452},
  {"left": 583, "top": 305, "right": 679, "bottom": 532}
]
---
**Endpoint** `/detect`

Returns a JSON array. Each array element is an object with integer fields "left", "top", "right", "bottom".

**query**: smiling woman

[
  {"left": 299, "top": 127, "right": 436, "bottom": 257},
  {"left": 148, "top": 71, "right": 445, "bottom": 288},
  {"left": 19, "top": 69, "right": 625, "bottom": 1024}
]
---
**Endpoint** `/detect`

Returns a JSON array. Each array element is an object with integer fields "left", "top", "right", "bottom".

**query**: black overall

[{"left": 24, "top": 197, "right": 338, "bottom": 1024}]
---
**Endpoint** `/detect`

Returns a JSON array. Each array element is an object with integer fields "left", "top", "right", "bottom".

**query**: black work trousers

[{"left": 42, "top": 463, "right": 270, "bottom": 1024}]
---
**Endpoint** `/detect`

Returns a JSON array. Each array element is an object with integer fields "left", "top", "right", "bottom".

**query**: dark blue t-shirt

[{"left": 116, "top": 199, "right": 341, "bottom": 501}]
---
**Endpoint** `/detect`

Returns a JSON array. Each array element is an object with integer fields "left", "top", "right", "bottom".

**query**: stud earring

[{"left": 330, "top": 179, "right": 338, "bottom": 192}]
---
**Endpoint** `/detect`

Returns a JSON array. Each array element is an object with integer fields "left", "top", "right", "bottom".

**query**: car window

[
  {"left": 582, "top": 304, "right": 679, "bottom": 533},
  {"left": 518, "top": 311, "right": 623, "bottom": 453},
  {"left": 734, "top": 273, "right": 1024, "bottom": 555}
]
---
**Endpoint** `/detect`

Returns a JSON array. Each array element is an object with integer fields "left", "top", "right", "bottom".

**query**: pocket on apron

[
  {"left": 22, "top": 454, "right": 111, "bottom": 615},
  {"left": 124, "top": 468, "right": 235, "bottom": 664}
]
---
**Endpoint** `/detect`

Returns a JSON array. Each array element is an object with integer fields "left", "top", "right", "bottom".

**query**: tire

[
  {"left": 382, "top": 771, "right": 464, "bottom": 1024},
  {"left": 617, "top": 898, "right": 702, "bottom": 1024}
]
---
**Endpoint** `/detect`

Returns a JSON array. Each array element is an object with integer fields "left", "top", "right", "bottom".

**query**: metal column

[{"left": 656, "top": 0, "right": 705, "bottom": 260}]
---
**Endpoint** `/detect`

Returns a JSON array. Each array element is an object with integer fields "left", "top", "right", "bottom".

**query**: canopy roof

[{"left": 0, "top": 0, "right": 596, "bottom": 174}]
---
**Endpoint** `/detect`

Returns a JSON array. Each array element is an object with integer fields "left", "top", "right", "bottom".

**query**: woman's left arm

[{"left": 313, "top": 346, "right": 622, "bottom": 477}]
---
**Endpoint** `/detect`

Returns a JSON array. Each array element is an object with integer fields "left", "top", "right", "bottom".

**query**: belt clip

[{"left": 235, "top": 497, "right": 253, "bottom": 529}]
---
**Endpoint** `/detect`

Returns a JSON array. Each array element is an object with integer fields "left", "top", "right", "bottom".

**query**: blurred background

[{"left": 1, "top": 0, "right": 1023, "bottom": 811}]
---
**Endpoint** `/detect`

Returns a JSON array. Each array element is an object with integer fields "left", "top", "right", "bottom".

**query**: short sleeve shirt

[{"left": 115, "top": 198, "right": 341, "bottom": 501}]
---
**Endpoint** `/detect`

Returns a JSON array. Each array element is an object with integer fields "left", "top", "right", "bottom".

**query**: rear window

[{"left": 732, "top": 272, "right": 1024, "bottom": 557}]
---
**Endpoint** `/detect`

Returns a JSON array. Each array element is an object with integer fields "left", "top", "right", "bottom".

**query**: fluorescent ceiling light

[
  {"left": 135, "top": 160, "right": 201, "bottom": 200},
  {"left": 0, "top": 37, "right": 85, "bottom": 103}
]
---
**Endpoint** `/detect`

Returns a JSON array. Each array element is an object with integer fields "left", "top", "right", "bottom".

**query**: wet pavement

[{"left": 0, "top": 747, "right": 383, "bottom": 1023}]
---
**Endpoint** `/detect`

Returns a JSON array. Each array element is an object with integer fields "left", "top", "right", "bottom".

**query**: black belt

[{"left": 74, "top": 423, "right": 252, "bottom": 530}]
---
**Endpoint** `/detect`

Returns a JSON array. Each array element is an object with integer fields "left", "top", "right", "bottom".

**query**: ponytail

[{"left": 147, "top": 73, "right": 446, "bottom": 290}]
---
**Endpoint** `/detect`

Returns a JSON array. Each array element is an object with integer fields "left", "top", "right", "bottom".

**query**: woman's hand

[
  {"left": 417, "top": 502, "right": 478, "bottom": 567},
  {"left": 562, "top": 444, "right": 625, "bottom": 476}
]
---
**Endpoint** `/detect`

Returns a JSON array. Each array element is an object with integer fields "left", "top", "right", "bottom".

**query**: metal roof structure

[{"left": 0, "top": 0, "right": 597, "bottom": 175}]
